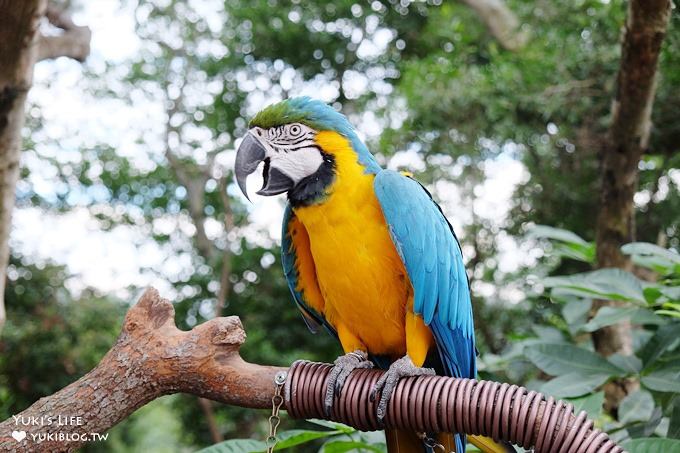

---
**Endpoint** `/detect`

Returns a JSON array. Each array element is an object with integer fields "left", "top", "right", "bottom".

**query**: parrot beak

[
  {"left": 234, "top": 132, "right": 295, "bottom": 201},
  {"left": 235, "top": 133, "right": 265, "bottom": 201}
]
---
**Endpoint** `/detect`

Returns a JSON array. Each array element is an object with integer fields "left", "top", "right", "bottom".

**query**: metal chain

[
  {"left": 417, "top": 432, "right": 450, "bottom": 453},
  {"left": 266, "top": 371, "right": 287, "bottom": 453}
]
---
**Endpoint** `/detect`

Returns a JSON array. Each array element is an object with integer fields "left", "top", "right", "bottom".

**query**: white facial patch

[
  {"left": 269, "top": 147, "right": 324, "bottom": 184},
  {"left": 251, "top": 123, "right": 325, "bottom": 184}
]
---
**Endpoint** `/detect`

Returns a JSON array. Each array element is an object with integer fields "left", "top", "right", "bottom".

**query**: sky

[{"left": 11, "top": 0, "right": 532, "bottom": 303}]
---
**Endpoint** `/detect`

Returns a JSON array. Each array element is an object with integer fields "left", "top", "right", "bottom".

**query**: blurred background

[{"left": 1, "top": 0, "right": 678, "bottom": 452}]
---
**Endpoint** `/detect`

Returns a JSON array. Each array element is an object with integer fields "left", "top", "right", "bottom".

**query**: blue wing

[
  {"left": 281, "top": 204, "right": 337, "bottom": 337},
  {"left": 374, "top": 170, "right": 476, "bottom": 379}
]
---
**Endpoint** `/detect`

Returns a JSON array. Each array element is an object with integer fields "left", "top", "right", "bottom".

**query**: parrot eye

[{"left": 289, "top": 124, "right": 301, "bottom": 136}]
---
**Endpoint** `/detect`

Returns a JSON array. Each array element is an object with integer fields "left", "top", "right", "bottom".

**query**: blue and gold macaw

[{"left": 235, "top": 97, "right": 511, "bottom": 453}]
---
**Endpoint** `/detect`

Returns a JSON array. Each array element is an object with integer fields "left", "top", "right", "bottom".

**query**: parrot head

[{"left": 234, "top": 97, "right": 380, "bottom": 206}]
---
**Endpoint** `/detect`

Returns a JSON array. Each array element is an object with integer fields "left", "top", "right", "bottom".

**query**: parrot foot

[
  {"left": 324, "top": 350, "right": 373, "bottom": 416},
  {"left": 370, "top": 355, "right": 435, "bottom": 424}
]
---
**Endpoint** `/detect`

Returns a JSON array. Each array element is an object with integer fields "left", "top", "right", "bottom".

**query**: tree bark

[
  {"left": 460, "top": 0, "right": 528, "bottom": 51},
  {"left": 0, "top": 1, "right": 91, "bottom": 330},
  {"left": 593, "top": 0, "right": 671, "bottom": 410},
  {"left": 0, "top": 288, "right": 284, "bottom": 452},
  {"left": 0, "top": 0, "right": 47, "bottom": 330}
]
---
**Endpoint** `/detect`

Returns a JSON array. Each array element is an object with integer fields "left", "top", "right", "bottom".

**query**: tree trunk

[
  {"left": 197, "top": 397, "right": 225, "bottom": 444},
  {"left": 593, "top": 0, "right": 671, "bottom": 411},
  {"left": 0, "top": 2, "right": 91, "bottom": 330},
  {"left": 0, "top": 0, "right": 47, "bottom": 330}
]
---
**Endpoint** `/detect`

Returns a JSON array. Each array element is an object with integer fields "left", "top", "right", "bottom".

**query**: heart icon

[{"left": 11, "top": 430, "right": 26, "bottom": 442}]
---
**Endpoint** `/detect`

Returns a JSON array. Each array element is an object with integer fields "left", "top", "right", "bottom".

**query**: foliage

[
  {"left": 0, "top": 256, "right": 124, "bottom": 417},
  {"left": 197, "top": 419, "right": 387, "bottom": 453},
  {"left": 514, "top": 227, "right": 680, "bottom": 448}
]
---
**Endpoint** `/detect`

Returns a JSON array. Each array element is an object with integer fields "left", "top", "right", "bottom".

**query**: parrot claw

[
  {"left": 371, "top": 355, "right": 435, "bottom": 424},
  {"left": 324, "top": 350, "right": 373, "bottom": 416}
]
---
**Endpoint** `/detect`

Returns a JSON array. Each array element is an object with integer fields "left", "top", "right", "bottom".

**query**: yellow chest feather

[{"left": 293, "top": 132, "right": 411, "bottom": 356}]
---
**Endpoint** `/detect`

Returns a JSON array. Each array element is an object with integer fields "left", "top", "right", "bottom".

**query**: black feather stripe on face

[{"left": 287, "top": 151, "right": 336, "bottom": 208}]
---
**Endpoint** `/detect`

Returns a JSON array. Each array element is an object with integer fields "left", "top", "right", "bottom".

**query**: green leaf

[
  {"left": 608, "top": 354, "right": 642, "bottom": 373},
  {"left": 582, "top": 306, "right": 639, "bottom": 332},
  {"left": 642, "top": 369, "right": 680, "bottom": 393},
  {"left": 197, "top": 439, "right": 266, "bottom": 453},
  {"left": 625, "top": 406, "right": 664, "bottom": 439},
  {"left": 634, "top": 256, "right": 680, "bottom": 276},
  {"left": 644, "top": 286, "right": 664, "bottom": 305},
  {"left": 635, "top": 309, "right": 668, "bottom": 325},
  {"left": 274, "top": 429, "right": 344, "bottom": 450},
  {"left": 622, "top": 242, "right": 680, "bottom": 275},
  {"left": 645, "top": 285, "right": 680, "bottom": 307},
  {"left": 621, "top": 243, "right": 680, "bottom": 262},
  {"left": 565, "top": 391, "right": 604, "bottom": 420},
  {"left": 527, "top": 225, "right": 595, "bottom": 263},
  {"left": 655, "top": 310, "right": 680, "bottom": 319},
  {"left": 554, "top": 243, "right": 596, "bottom": 263},
  {"left": 656, "top": 418, "right": 670, "bottom": 438},
  {"left": 320, "top": 440, "right": 386, "bottom": 453},
  {"left": 550, "top": 287, "right": 590, "bottom": 304},
  {"left": 661, "top": 287, "right": 680, "bottom": 303},
  {"left": 528, "top": 225, "right": 590, "bottom": 245},
  {"left": 619, "top": 390, "right": 655, "bottom": 424},
  {"left": 669, "top": 396, "right": 680, "bottom": 439},
  {"left": 639, "top": 324, "right": 680, "bottom": 369},
  {"left": 562, "top": 298, "right": 591, "bottom": 325},
  {"left": 355, "top": 431, "right": 387, "bottom": 446},
  {"left": 306, "top": 419, "right": 355, "bottom": 434},
  {"left": 197, "top": 429, "right": 346, "bottom": 453},
  {"left": 543, "top": 269, "right": 646, "bottom": 305},
  {"left": 583, "top": 307, "right": 663, "bottom": 333},
  {"left": 524, "top": 343, "right": 625, "bottom": 377},
  {"left": 532, "top": 325, "right": 565, "bottom": 342},
  {"left": 622, "top": 437, "right": 680, "bottom": 453},
  {"left": 541, "top": 373, "right": 608, "bottom": 398}
]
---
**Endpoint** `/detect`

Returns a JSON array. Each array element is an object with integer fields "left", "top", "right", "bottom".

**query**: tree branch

[
  {"left": 0, "top": 288, "right": 284, "bottom": 452},
  {"left": 37, "top": 5, "right": 91, "bottom": 62},
  {"left": 460, "top": 0, "right": 528, "bottom": 51}
]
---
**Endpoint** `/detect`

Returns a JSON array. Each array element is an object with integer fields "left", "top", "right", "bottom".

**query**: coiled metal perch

[{"left": 285, "top": 360, "right": 624, "bottom": 453}]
